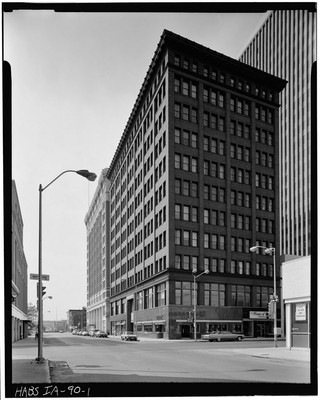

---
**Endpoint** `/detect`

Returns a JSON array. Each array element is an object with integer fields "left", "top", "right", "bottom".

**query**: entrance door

[
  {"left": 181, "top": 324, "right": 191, "bottom": 338},
  {"left": 256, "top": 323, "right": 265, "bottom": 337}
]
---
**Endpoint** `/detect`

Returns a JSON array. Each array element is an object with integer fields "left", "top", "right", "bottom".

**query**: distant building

[
  {"left": 239, "top": 9, "right": 316, "bottom": 257},
  {"left": 67, "top": 308, "right": 86, "bottom": 331},
  {"left": 43, "top": 320, "right": 68, "bottom": 332},
  {"left": 12, "top": 180, "right": 29, "bottom": 341},
  {"left": 105, "top": 30, "right": 286, "bottom": 339},
  {"left": 85, "top": 169, "right": 111, "bottom": 332}
]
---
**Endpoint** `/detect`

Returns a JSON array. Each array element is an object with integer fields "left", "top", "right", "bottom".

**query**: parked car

[
  {"left": 201, "top": 330, "right": 244, "bottom": 342},
  {"left": 82, "top": 331, "right": 90, "bottom": 336},
  {"left": 95, "top": 330, "right": 108, "bottom": 338},
  {"left": 89, "top": 329, "right": 99, "bottom": 337},
  {"left": 120, "top": 331, "right": 138, "bottom": 341}
]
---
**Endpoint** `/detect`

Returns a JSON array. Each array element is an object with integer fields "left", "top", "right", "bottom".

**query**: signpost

[{"left": 30, "top": 273, "right": 50, "bottom": 281}]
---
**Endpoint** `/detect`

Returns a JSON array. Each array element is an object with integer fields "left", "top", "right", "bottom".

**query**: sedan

[
  {"left": 81, "top": 331, "right": 90, "bottom": 336},
  {"left": 120, "top": 331, "right": 138, "bottom": 341},
  {"left": 95, "top": 330, "right": 108, "bottom": 338},
  {"left": 201, "top": 330, "right": 244, "bottom": 342}
]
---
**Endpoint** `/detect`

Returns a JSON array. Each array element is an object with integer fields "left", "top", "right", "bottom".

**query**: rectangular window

[
  {"left": 211, "top": 234, "right": 217, "bottom": 250},
  {"left": 175, "top": 204, "right": 181, "bottom": 219},
  {"left": 175, "top": 179, "right": 181, "bottom": 195},
  {"left": 183, "top": 255, "right": 190, "bottom": 270},
  {"left": 191, "top": 108, "right": 197, "bottom": 123},
  {"left": 182, "top": 155, "right": 189, "bottom": 171},
  {"left": 192, "top": 232, "right": 198, "bottom": 247},
  {"left": 175, "top": 103, "right": 181, "bottom": 118},
  {"left": 175, "top": 154, "right": 181, "bottom": 169},
  {"left": 191, "top": 182, "right": 198, "bottom": 197},
  {"left": 183, "top": 205, "right": 190, "bottom": 221},
  {"left": 211, "top": 258, "right": 218, "bottom": 273},
  {"left": 183, "top": 230, "right": 190, "bottom": 246},
  {"left": 191, "top": 158, "right": 198, "bottom": 173},
  {"left": 175, "top": 230, "right": 181, "bottom": 245},
  {"left": 182, "top": 105, "right": 189, "bottom": 121},
  {"left": 183, "top": 180, "right": 190, "bottom": 196}
]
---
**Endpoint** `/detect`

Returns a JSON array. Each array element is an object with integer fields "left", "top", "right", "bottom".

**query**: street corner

[
  {"left": 12, "top": 358, "right": 51, "bottom": 384},
  {"left": 49, "top": 360, "right": 76, "bottom": 383}
]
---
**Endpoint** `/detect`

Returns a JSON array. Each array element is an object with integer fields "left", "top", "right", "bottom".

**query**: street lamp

[
  {"left": 36, "top": 169, "right": 96, "bottom": 363},
  {"left": 249, "top": 245, "right": 277, "bottom": 347},
  {"left": 192, "top": 269, "right": 209, "bottom": 341}
]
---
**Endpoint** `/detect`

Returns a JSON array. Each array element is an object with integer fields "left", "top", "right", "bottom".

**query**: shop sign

[
  {"left": 249, "top": 311, "right": 268, "bottom": 319},
  {"left": 295, "top": 303, "right": 306, "bottom": 321}
]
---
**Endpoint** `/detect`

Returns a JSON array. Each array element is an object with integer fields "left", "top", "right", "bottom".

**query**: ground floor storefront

[
  {"left": 282, "top": 256, "right": 310, "bottom": 349},
  {"left": 110, "top": 305, "right": 278, "bottom": 340},
  {"left": 12, "top": 305, "right": 29, "bottom": 342}
]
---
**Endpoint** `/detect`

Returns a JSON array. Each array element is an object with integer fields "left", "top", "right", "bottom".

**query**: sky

[{"left": 4, "top": 4, "right": 270, "bottom": 320}]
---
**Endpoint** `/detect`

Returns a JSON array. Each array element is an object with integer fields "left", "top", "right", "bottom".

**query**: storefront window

[{"left": 143, "top": 324, "right": 153, "bottom": 332}]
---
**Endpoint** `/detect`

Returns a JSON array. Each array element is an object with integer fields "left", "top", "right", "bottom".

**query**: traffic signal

[
  {"left": 268, "top": 301, "right": 276, "bottom": 319},
  {"left": 42, "top": 286, "right": 46, "bottom": 297},
  {"left": 267, "top": 301, "right": 272, "bottom": 317}
]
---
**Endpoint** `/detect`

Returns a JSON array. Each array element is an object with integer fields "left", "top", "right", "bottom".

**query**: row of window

[
  {"left": 111, "top": 280, "right": 273, "bottom": 315},
  {"left": 230, "top": 120, "right": 251, "bottom": 139},
  {"left": 175, "top": 126, "right": 273, "bottom": 154},
  {"left": 112, "top": 189, "right": 274, "bottom": 245},
  {"left": 173, "top": 53, "right": 275, "bottom": 103},
  {"left": 256, "top": 151, "right": 274, "bottom": 168},
  {"left": 175, "top": 281, "right": 274, "bottom": 308},
  {"left": 112, "top": 123, "right": 274, "bottom": 218},
  {"left": 111, "top": 234, "right": 274, "bottom": 283},
  {"left": 174, "top": 75, "right": 197, "bottom": 98},
  {"left": 115, "top": 213, "right": 274, "bottom": 259}
]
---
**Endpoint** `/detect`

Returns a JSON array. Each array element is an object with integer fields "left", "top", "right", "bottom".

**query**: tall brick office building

[{"left": 106, "top": 30, "right": 286, "bottom": 339}]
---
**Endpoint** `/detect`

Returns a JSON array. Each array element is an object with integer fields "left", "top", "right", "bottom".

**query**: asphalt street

[{"left": 11, "top": 332, "right": 311, "bottom": 395}]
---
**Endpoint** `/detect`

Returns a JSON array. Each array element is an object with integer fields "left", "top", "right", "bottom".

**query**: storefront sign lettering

[
  {"left": 249, "top": 311, "right": 268, "bottom": 319},
  {"left": 295, "top": 303, "right": 306, "bottom": 321}
]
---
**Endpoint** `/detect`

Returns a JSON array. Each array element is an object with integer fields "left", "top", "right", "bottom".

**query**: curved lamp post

[
  {"left": 250, "top": 245, "right": 277, "bottom": 347},
  {"left": 192, "top": 269, "right": 209, "bottom": 341},
  {"left": 36, "top": 169, "right": 96, "bottom": 363}
]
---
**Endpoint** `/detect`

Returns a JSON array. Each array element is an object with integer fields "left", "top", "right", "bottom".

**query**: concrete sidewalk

[
  {"left": 11, "top": 336, "right": 310, "bottom": 384},
  {"left": 223, "top": 346, "right": 310, "bottom": 363},
  {"left": 12, "top": 358, "right": 51, "bottom": 384}
]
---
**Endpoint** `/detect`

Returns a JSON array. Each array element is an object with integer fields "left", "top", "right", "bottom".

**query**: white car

[
  {"left": 201, "top": 330, "right": 244, "bottom": 342},
  {"left": 120, "top": 331, "right": 138, "bottom": 341}
]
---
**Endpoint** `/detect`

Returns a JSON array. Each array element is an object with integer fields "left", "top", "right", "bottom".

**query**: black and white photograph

[{"left": 3, "top": 1, "right": 317, "bottom": 398}]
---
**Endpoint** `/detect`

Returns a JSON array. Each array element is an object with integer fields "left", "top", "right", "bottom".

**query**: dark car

[
  {"left": 201, "top": 330, "right": 244, "bottom": 342},
  {"left": 95, "top": 330, "right": 108, "bottom": 338}
]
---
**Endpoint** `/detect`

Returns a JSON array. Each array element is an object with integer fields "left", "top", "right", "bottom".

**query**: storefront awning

[
  {"left": 176, "top": 319, "right": 242, "bottom": 323},
  {"left": 12, "top": 305, "right": 29, "bottom": 321}
]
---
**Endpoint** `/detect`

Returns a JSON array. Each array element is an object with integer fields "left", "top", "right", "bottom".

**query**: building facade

[
  {"left": 85, "top": 169, "right": 111, "bottom": 332},
  {"left": 12, "top": 180, "right": 29, "bottom": 342},
  {"left": 105, "top": 30, "right": 286, "bottom": 339},
  {"left": 239, "top": 9, "right": 316, "bottom": 257},
  {"left": 67, "top": 309, "right": 87, "bottom": 331}
]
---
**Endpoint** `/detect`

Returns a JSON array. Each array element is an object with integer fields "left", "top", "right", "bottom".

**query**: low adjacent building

[
  {"left": 282, "top": 256, "right": 311, "bottom": 348},
  {"left": 12, "top": 181, "right": 29, "bottom": 341}
]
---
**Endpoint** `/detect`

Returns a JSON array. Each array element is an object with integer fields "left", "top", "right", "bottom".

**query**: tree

[{"left": 28, "top": 302, "right": 38, "bottom": 329}]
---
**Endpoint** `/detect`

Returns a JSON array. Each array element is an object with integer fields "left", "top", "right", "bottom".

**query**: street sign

[{"left": 30, "top": 273, "right": 50, "bottom": 281}]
